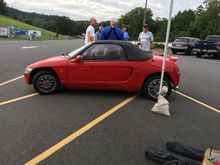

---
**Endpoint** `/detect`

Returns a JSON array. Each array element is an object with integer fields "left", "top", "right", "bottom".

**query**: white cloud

[{"left": 5, "top": 0, "right": 204, "bottom": 21}]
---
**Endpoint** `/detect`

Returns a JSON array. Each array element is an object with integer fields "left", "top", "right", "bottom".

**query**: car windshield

[
  {"left": 67, "top": 43, "right": 92, "bottom": 58},
  {"left": 205, "top": 36, "right": 220, "bottom": 42},
  {"left": 175, "top": 38, "right": 189, "bottom": 42}
]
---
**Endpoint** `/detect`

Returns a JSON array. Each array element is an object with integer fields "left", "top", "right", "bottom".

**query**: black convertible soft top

[{"left": 80, "top": 40, "right": 153, "bottom": 61}]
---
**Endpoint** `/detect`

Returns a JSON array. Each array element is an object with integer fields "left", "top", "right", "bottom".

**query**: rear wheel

[
  {"left": 33, "top": 70, "right": 60, "bottom": 95},
  {"left": 172, "top": 50, "right": 177, "bottom": 54},
  {"left": 187, "top": 49, "right": 194, "bottom": 56},
  {"left": 143, "top": 75, "right": 172, "bottom": 100},
  {"left": 196, "top": 53, "right": 202, "bottom": 58},
  {"left": 216, "top": 54, "right": 220, "bottom": 59}
]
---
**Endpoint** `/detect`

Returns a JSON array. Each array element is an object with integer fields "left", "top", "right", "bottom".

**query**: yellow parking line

[
  {"left": 0, "top": 93, "right": 38, "bottom": 106},
  {"left": 25, "top": 92, "right": 140, "bottom": 165},
  {"left": 174, "top": 91, "right": 220, "bottom": 114},
  {"left": 0, "top": 76, "right": 23, "bottom": 87}
]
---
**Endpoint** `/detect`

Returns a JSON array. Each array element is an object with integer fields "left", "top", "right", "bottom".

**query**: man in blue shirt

[{"left": 99, "top": 18, "right": 125, "bottom": 40}]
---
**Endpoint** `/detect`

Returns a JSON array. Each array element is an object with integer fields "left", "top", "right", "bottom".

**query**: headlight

[{"left": 24, "top": 68, "right": 33, "bottom": 73}]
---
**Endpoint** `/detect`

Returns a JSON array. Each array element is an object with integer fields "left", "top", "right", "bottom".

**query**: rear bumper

[
  {"left": 170, "top": 68, "right": 180, "bottom": 90},
  {"left": 193, "top": 48, "right": 220, "bottom": 54},
  {"left": 171, "top": 46, "right": 189, "bottom": 50},
  {"left": 171, "top": 47, "right": 192, "bottom": 53}
]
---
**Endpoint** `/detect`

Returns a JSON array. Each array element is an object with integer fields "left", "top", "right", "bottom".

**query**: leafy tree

[
  {"left": 190, "top": 0, "right": 220, "bottom": 39},
  {"left": 0, "top": 0, "right": 8, "bottom": 16},
  {"left": 32, "top": 18, "right": 46, "bottom": 28},
  {"left": 154, "top": 17, "right": 168, "bottom": 42},
  {"left": 195, "top": 5, "right": 205, "bottom": 15},
  {"left": 73, "top": 21, "right": 89, "bottom": 35},
  {"left": 55, "top": 16, "right": 74, "bottom": 35},
  {"left": 23, "top": 18, "right": 33, "bottom": 25},
  {"left": 170, "top": 10, "right": 196, "bottom": 41},
  {"left": 44, "top": 21, "right": 57, "bottom": 32}
]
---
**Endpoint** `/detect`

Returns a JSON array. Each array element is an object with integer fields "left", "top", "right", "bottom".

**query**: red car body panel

[{"left": 24, "top": 55, "right": 180, "bottom": 92}]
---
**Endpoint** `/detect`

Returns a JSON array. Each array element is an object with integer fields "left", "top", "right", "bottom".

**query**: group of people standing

[{"left": 85, "top": 17, "right": 154, "bottom": 53}]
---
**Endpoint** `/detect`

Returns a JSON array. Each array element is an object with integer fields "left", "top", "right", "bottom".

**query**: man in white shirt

[
  {"left": 138, "top": 24, "right": 154, "bottom": 53},
  {"left": 85, "top": 17, "right": 97, "bottom": 45}
]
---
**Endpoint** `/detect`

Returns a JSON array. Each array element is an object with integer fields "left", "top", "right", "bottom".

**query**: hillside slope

[{"left": 0, "top": 15, "right": 64, "bottom": 40}]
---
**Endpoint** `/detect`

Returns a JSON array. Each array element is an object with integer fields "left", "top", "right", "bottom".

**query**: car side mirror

[{"left": 72, "top": 55, "right": 82, "bottom": 62}]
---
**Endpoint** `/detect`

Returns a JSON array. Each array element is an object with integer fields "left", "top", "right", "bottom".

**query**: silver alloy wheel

[
  {"left": 147, "top": 79, "right": 168, "bottom": 99},
  {"left": 37, "top": 75, "right": 57, "bottom": 93}
]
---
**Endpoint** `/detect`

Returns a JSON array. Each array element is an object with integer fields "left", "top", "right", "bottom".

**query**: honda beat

[{"left": 24, "top": 41, "right": 180, "bottom": 100}]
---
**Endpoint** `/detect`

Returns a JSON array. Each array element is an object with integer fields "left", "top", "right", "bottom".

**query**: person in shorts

[{"left": 138, "top": 24, "right": 154, "bottom": 54}]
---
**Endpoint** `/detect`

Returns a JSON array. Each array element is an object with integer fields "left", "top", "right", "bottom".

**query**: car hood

[{"left": 27, "top": 56, "right": 68, "bottom": 68}]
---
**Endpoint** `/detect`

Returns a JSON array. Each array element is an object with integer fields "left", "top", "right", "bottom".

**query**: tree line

[
  {"left": 118, "top": 0, "right": 220, "bottom": 41},
  {"left": 1, "top": 0, "right": 219, "bottom": 41},
  {"left": 0, "top": 0, "right": 8, "bottom": 15}
]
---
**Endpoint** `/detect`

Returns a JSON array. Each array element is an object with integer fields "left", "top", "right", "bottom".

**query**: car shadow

[
  {"left": 58, "top": 88, "right": 134, "bottom": 98},
  {"left": 200, "top": 55, "right": 220, "bottom": 60},
  {"left": 54, "top": 88, "right": 177, "bottom": 102},
  {"left": 175, "top": 52, "right": 192, "bottom": 56}
]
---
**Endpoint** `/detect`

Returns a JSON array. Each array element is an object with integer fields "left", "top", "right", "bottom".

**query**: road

[{"left": 0, "top": 40, "right": 219, "bottom": 165}]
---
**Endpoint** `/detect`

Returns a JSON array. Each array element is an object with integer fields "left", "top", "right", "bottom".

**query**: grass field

[{"left": 0, "top": 15, "right": 64, "bottom": 40}]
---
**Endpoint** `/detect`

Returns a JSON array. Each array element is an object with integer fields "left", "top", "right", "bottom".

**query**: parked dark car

[
  {"left": 193, "top": 35, "right": 220, "bottom": 58},
  {"left": 171, "top": 37, "right": 200, "bottom": 55}
]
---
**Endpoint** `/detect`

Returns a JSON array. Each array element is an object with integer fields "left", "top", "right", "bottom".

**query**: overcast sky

[{"left": 5, "top": 0, "right": 204, "bottom": 21}]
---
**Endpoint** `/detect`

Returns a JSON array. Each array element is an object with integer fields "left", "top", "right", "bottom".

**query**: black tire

[
  {"left": 187, "top": 49, "right": 194, "bottom": 56},
  {"left": 143, "top": 75, "right": 172, "bottom": 100},
  {"left": 33, "top": 70, "right": 60, "bottom": 95},
  {"left": 172, "top": 50, "right": 177, "bottom": 54},
  {"left": 196, "top": 53, "right": 202, "bottom": 58}
]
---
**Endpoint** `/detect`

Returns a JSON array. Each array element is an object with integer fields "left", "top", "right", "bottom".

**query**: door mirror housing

[{"left": 72, "top": 55, "right": 82, "bottom": 62}]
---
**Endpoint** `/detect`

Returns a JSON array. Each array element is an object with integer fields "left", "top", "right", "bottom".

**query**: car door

[{"left": 67, "top": 43, "right": 133, "bottom": 89}]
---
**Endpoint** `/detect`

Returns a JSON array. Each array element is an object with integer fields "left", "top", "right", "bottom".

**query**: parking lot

[{"left": 0, "top": 40, "right": 220, "bottom": 165}]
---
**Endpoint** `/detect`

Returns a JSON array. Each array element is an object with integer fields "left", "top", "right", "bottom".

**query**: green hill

[{"left": 0, "top": 15, "right": 64, "bottom": 40}]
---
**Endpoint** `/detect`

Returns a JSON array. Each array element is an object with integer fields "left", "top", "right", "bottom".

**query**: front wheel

[
  {"left": 33, "top": 70, "right": 60, "bottom": 95},
  {"left": 143, "top": 75, "right": 172, "bottom": 100},
  {"left": 196, "top": 53, "right": 202, "bottom": 58}
]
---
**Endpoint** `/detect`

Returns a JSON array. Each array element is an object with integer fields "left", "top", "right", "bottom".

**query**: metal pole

[
  {"left": 143, "top": 0, "right": 148, "bottom": 26},
  {"left": 159, "top": 0, "right": 174, "bottom": 94}
]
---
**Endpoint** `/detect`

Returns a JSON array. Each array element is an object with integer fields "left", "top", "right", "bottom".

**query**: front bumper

[
  {"left": 193, "top": 48, "right": 219, "bottom": 54},
  {"left": 172, "top": 85, "right": 179, "bottom": 90},
  {"left": 24, "top": 73, "right": 31, "bottom": 84},
  {"left": 24, "top": 68, "right": 33, "bottom": 84}
]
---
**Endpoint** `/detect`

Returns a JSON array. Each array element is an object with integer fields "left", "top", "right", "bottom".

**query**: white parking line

[
  {"left": 22, "top": 46, "right": 39, "bottom": 49},
  {"left": 174, "top": 90, "right": 220, "bottom": 114},
  {"left": 0, "top": 93, "right": 38, "bottom": 106},
  {"left": 0, "top": 76, "right": 23, "bottom": 87}
]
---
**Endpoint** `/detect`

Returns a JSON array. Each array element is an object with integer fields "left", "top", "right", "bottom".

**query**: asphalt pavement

[{"left": 0, "top": 40, "right": 219, "bottom": 165}]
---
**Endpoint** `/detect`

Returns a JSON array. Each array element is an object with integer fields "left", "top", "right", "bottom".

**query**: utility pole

[{"left": 143, "top": 0, "right": 148, "bottom": 26}]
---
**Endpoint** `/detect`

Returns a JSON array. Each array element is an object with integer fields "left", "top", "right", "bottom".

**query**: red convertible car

[{"left": 24, "top": 41, "right": 180, "bottom": 100}]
